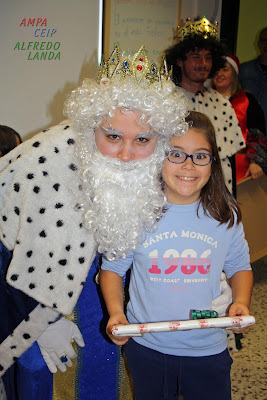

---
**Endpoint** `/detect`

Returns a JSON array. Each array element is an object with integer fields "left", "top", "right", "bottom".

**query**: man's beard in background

[{"left": 79, "top": 147, "right": 166, "bottom": 261}]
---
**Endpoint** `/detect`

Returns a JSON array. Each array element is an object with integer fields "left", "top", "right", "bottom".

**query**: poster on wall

[{"left": 104, "top": 0, "right": 181, "bottom": 61}]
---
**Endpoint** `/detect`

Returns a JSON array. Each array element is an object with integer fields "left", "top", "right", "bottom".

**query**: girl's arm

[
  {"left": 228, "top": 270, "right": 253, "bottom": 333},
  {"left": 100, "top": 269, "right": 130, "bottom": 345}
]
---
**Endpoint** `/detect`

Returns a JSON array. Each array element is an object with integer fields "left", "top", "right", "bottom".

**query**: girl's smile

[{"left": 176, "top": 176, "right": 197, "bottom": 181}]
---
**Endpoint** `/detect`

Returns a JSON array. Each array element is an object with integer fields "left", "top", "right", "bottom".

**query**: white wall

[
  {"left": 236, "top": 0, "right": 267, "bottom": 62},
  {"left": 0, "top": 0, "right": 100, "bottom": 140}
]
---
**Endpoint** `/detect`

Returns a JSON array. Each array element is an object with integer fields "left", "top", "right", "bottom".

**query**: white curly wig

[
  {"left": 63, "top": 75, "right": 189, "bottom": 260},
  {"left": 64, "top": 77, "right": 189, "bottom": 145}
]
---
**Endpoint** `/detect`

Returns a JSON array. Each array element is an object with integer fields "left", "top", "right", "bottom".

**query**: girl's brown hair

[{"left": 185, "top": 111, "right": 241, "bottom": 227}]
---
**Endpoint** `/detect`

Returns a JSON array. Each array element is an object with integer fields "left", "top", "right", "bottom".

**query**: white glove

[
  {"left": 37, "top": 317, "right": 85, "bottom": 373},
  {"left": 211, "top": 273, "right": 232, "bottom": 316}
]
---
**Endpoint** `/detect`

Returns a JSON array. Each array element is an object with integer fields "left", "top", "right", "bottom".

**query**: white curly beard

[{"left": 79, "top": 146, "right": 166, "bottom": 261}]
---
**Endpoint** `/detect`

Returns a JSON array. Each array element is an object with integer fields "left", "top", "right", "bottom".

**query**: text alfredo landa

[{"left": 14, "top": 18, "right": 60, "bottom": 61}]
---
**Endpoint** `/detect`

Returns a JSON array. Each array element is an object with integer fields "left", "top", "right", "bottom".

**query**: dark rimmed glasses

[{"left": 165, "top": 150, "right": 215, "bottom": 166}]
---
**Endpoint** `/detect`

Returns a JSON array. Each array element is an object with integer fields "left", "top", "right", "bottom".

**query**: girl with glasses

[{"left": 100, "top": 111, "right": 253, "bottom": 400}]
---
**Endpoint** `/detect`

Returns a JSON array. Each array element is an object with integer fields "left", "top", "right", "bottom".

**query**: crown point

[
  {"left": 100, "top": 77, "right": 109, "bottom": 86},
  {"left": 97, "top": 45, "right": 172, "bottom": 86}
]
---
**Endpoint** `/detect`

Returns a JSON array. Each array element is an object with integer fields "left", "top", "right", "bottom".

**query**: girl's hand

[
  {"left": 228, "top": 302, "right": 250, "bottom": 333},
  {"left": 106, "top": 313, "right": 130, "bottom": 345},
  {"left": 245, "top": 163, "right": 263, "bottom": 180}
]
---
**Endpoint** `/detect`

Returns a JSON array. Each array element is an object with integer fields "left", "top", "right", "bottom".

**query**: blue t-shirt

[{"left": 102, "top": 201, "right": 251, "bottom": 357}]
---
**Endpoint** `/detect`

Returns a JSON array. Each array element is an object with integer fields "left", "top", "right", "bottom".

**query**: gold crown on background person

[
  {"left": 177, "top": 17, "right": 218, "bottom": 41},
  {"left": 97, "top": 44, "right": 172, "bottom": 86}
]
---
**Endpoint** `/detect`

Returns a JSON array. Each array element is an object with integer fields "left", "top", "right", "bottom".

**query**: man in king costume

[
  {"left": 0, "top": 45, "right": 231, "bottom": 399},
  {"left": 0, "top": 45, "right": 190, "bottom": 399}
]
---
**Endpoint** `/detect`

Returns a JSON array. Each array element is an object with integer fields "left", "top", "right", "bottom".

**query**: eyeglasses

[{"left": 165, "top": 150, "right": 215, "bottom": 166}]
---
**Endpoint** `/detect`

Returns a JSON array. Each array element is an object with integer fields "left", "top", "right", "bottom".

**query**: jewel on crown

[
  {"left": 177, "top": 17, "right": 218, "bottom": 42},
  {"left": 97, "top": 44, "right": 172, "bottom": 86}
]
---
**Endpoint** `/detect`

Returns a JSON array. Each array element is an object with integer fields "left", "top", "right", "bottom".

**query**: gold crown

[
  {"left": 177, "top": 17, "right": 218, "bottom": 41},
  {"left": 97, "top": 45, "right": 172, "bottom": 86}
]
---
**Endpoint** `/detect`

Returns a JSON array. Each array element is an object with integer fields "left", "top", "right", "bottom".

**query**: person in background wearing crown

[
  {"left": 212, "top": 54, "right": 267, "bottom": 183},
  {"left": 165, "top": 17, "right": 245, "bottom": 197}
]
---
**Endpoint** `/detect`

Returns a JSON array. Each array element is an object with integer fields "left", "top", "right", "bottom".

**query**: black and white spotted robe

[
  {"left": 0, "top": 121, "right": 97, "bottom": 375},
  {"left": 182, "top": 87, "right": 245, "bottom": 193}
]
